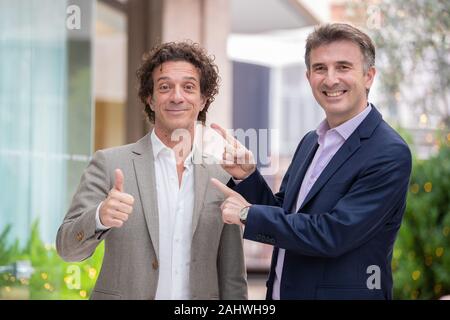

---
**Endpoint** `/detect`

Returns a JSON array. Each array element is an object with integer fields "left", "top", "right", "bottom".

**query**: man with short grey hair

[{"left": 212, "top": 23, "right": 412, "bottom": 300}]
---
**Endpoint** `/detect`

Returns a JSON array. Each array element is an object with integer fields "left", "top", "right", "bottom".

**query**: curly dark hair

[{"left": 136, "top": 41, "right": 220, "bottom": 124}]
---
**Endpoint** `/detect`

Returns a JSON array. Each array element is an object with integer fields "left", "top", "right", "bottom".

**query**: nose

[
  {"left": 323, "top": 69, "right": 339, "bottom": 88},
  {"left": 170, "top": 85, "right": 184, "bottom": 104}
]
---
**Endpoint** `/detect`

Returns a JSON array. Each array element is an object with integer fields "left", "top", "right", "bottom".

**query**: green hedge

[
  {"left": 0, "top": 221, "right": 103, "bottom": 299},
  {"left": 392, "top": 132, "right": 450, "bottom": 299}
]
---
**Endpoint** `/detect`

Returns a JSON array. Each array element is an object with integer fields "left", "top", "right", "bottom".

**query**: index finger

[
  {"left": 210, "top": 123, "right": 239, "bottom": 148},
  {"left": 210, "top": 178, "right": 239, "bottom": 198}
]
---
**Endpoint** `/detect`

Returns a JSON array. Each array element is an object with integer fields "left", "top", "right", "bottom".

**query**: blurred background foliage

[
  {"left": 0, "top": 221, "right": 103, "bottom": 300},
  {"left": 393, "top": 132, "right": 450, "bottom": 299},
  {"left": 351, "top": 0, "right": 450, "bottom": 126}
]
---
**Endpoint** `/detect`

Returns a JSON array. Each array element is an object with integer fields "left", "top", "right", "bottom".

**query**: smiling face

[
  {"left": 148, "top": 60, "right": 205, "bottom": 139},
  {"left": 306, "top": 40, "right": 376, "bottom": 128}
]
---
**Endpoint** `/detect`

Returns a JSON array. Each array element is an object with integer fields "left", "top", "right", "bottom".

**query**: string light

[
  {"left": 419, "top": 114, "right": 428, "bottom": 125},
  {"left": 64, "top": 276, "right": 72, "bottom": 284},
  {"left": 88, "top": 268, "right": 97, "bottom": 279},
  {"left": 443, "top": 227, "right": 450, "bottom": 237},
  {"left": 410, "top": 183, "right": 419, "bottom": 193}
]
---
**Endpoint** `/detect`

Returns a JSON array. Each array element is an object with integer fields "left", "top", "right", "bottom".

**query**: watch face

[{"left": 240, "top": 207, "right": 249, "bottom": 221}]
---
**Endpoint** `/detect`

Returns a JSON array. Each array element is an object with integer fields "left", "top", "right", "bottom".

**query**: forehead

[
  {"left": 153, "top": 60, "right": 200, "bottom": 80},
  {"left": 310, "top": 40, "right": 364, "bottom": 64}
]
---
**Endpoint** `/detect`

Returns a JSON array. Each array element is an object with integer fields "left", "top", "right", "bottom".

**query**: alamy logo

[
  {"left": 66, "top": 5, "right": 81, "bottom": 30},
  {"left": 366, "top": 265, "right": 381, "bottom": 290},
  {"left": 65, "top": 265, "right": 81, "bottom": 289}
]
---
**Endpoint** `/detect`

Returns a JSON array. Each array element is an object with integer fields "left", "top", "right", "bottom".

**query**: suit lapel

[
  {"left": 298, "top": 128, "right": 361, "bottom": 211},
  {"left": 284, "top": 138, "right": 318, "bottom": 211},
  {"left": 298, "top": 105, "right": 383, "bottom": 210},
  {"left": 191, "top": 151, "right": 209, "bottom": 238},
  {"left": 132, "top": 134, "right": 160, "bottom": 260}
]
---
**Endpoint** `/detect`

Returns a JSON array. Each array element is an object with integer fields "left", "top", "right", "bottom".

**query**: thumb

[
  {"left": 114, "top": 169, "right": 124, "bottom": 192},
  {"left": 210, "top": 178, "right": 238, "bottom": 198}
]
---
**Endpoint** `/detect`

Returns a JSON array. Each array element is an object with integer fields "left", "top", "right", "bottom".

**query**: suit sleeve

[
  {"left": 230, "top": 132, "right": 310, "bottom": 207},
  {"left": 56, "top": 150, "right": 112, "bottom": 262},
  {"left": 217, "top": 223, "right": 248, "bottom": 300},
  {"left": 243, "top": 143, "right": 412, "bottom": 258}
]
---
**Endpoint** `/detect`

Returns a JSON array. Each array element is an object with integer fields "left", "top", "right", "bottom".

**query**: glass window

[{"left": 0, "top": 0, "right": 94, "bottom": 245}]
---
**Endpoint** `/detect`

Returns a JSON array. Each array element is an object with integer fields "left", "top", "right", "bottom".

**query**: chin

[{"left": 169, "top": 120, "right": 194, "bottom": 131}]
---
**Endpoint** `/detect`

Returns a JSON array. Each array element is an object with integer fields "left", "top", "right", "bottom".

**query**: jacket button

[
  {"left": 152, "top": 260, "right": 159, "bottom": 270},
  {"left": 76, "top": 231, "right": 84, "bottom": 242}
]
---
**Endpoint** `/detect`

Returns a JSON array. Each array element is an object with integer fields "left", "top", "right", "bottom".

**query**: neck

[
  {"left": 154, "top": 125, "right": 195, "bottom": 163},
  {"left": 326, "top": 102, "right": 368, "bottom": 128}
]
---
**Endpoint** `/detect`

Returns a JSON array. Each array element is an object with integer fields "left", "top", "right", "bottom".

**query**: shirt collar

[
  {"left": 316, "top": 103, "right": 372, "bottom": 142},
  {"left": 150, "top": 129, "right": 194, "bottom": 169}
]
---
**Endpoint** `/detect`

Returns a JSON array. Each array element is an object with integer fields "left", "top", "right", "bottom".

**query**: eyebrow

[
  {"left": 156, "top": 76, "right": 199, "bottom": 82},
  {"left": 335, "top": 60, "right": 354, "bottom": 66},
  {"left": 311, "top": 61, "right": 354, "bottom": 68}
]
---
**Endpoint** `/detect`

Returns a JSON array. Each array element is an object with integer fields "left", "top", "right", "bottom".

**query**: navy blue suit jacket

[{"left": 232, "top": 106, "right": 412, "bottom": 299}]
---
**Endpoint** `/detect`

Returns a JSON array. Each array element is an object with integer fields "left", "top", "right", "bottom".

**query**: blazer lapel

[
  {"left": 191, "top": 151, "right": 209, "bottom": 238},
  {"left": 284, "top": 138, "right": 318, "bottom": 212},
  {"left": 298, "top": 105, "right": 383, "bottom": 211},
  {"left": 132, "top": 134, "right": 160, "bottom": 260},
  {"left": 299, "top": 129, "right": 361, "bottom": 211}
]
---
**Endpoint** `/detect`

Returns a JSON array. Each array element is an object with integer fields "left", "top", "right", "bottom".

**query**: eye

[
  {"left": 159, "top": 83, "right": 170, "bottom": 92},
  {"left": 338, "top": 65, "right": 350, "bottom": 70},
  {"left": 184, "top": 83, "right": 195, "bottom": 91},
  {"left": 313, "top": 66, "right": 326, "bottom": 72}
]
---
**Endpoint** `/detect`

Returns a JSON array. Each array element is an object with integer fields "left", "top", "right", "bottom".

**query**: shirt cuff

[{"left": 95, "top": 201, "right": 110, "bottom": 231}]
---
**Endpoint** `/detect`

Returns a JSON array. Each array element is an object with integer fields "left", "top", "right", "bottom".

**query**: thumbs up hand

[
  {"left": 99, "top": 169, "right": 135, "bottom": 228},
  {"left": 211, "top": 178, "right": 251, "bottom": 226}
]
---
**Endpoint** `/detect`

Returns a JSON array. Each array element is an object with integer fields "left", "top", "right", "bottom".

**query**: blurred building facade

[{"left": 0, "top": 0, "right": 323, "bottom": 258}]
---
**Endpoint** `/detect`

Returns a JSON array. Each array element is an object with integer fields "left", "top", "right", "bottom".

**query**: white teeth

[{"left": 325, "top": 91, "right": 345, "bottom": 97}]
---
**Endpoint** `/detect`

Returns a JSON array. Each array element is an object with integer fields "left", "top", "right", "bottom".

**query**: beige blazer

[{"left": 56, "top": 133, "right": 248, "bottom": 300}]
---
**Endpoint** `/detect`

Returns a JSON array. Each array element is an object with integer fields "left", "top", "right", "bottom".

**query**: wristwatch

[{"left": 239, "top": 206, "right": 251, "bottom": 225}]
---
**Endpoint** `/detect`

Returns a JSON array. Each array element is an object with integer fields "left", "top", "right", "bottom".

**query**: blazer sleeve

[
  {"left": 243, "top": 143, "right": 412, "bottom": 258},
  {"left": 217, "top": 223, "right": 248, "bottom": 300},
  {"left": 230, "top": 131, "right": 310, "bottom": 207},
  {"left": 56, "top": 150, "right": 112, "bottom": 262}
]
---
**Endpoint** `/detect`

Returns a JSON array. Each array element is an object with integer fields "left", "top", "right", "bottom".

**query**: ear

[
  {"left": 147, "top": 96, "right": 154, "bottom": 111},
  {"left": 200, "top": 96, "right": 206, "bottom": 111},
  {"left": 306, "top": 69, "right": 311, "bottom": 85},
  {"left": 365, "top": 66, "right": 376, "bottom": 91}
]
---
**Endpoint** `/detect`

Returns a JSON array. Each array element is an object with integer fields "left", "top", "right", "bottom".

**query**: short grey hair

[{"left": 305, "top": 23, "right": 375, "bottom": 74}]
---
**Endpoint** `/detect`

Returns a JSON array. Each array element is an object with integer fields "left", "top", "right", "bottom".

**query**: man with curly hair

[{"left": 56, "top": 42, "right": 247, "bottom": 300}]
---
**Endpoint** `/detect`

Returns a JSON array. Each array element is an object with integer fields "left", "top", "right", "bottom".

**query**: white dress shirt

[
  {"left": 95, "top": 129, "right": 195, "bottom": 299},
  {"left": 152, "top": 130, "right": 194, "bottom": 300}
]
